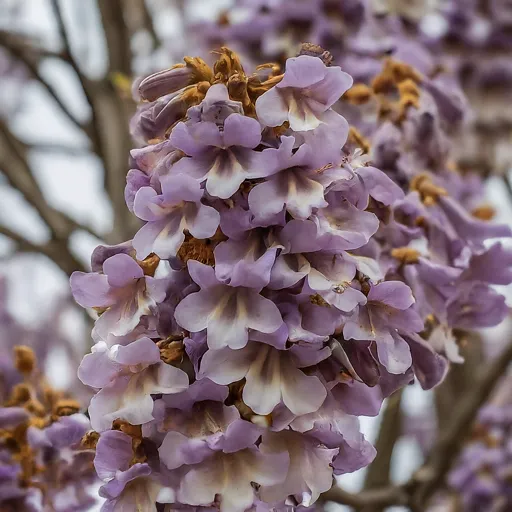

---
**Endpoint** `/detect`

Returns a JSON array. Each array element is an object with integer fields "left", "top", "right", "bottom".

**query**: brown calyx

[
  {"left": 410, "top": 173, "right": 448, "bottom": 205},
  {"left": 309, "top": 294, "right": 331, "bottom": 307},
  {"left": 213, "top": 47, "right": 245, "bottom": 83},
  {"left": 137, "top": 253, "right": 160, "bottom": 276},
  {"left": 51, "top": 399, "right": 81, "bottom": 421},
  {"left": 179, "top": 81, "right": 211, "bottom": 110},
  {"left": 272, "top": 121, "right": 290, "bottom": 138},
  {"left": 344, "top": 83, "right": 374, "bottom": 105},
  {"left": 347, "top": 126, "right": 371, "bottom": 154},
  {"left": 183, "top": 56, "right": 214, "bottom": 85},
  {"left": 397, "top": 79, "right": 421, "bottom": 120},
  {"left": 6, "top": 383, "right": 32, "bottom": 406},
  {"left": 472, "top": 204, "right": 495, "bottom": 221},
  {"left": 227, "top": 72, "right": 253, "bottom": 115},
  {"left": 372, "top": 58, "right": 422, "bottom": 94},
  {"left": 177, "top": 228, "right": 227, "bottom": 266},
  {"left": 157, "top": 337, "right": 185, "bottom": 365},
  {"left": 298, "top": 43, "right": 333, "bottom": 66},
  {"left": 80, "top": 430, "right": 100, "bottom": 450},
  {"left": 369, "top": 59, "right": 423, "bottom": 122},
  {"left": 391, "top": 247, "right": 421, "bottom": 265},
  {"left": 112, "top": 419, "right": 142, "bottom": 438},
  {"left": 111, "top": 420, "right": 147, "bottom": 466},
  {"left": 14, "top": 346, "right": 36, "bottom": 375}
]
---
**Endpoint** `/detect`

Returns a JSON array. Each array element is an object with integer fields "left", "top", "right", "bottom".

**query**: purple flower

[
  {"left": 199, "top": 341, "right": 328, "bottom": 415},
  {"left": 311, "top": 199, "right": 380, "bottom": 251},
  {"left": 170, "top": 113, "right": 265, "bottom": 199},
  {"left": 214, "top": 229, "right": 279, "bottom": 289},
  {"left": 158, "top": 401, "right": 261, "bottom": 469},
  {"left": 95, "top": 430, "right": 166, "bottom": 512},
  {"left": 79, "top": 337, "right": 188, "bottom": 431},
  {"left": 187, "top": 83, "right": 244, "bottom": 126},
  {"left": 256, "top": 55, "right": 353, "bottom": 131},
  {"left": 177, "top": 448, "right": 289, "bottom": 511},
  {"left": 288, "top": 392, "right": 377, "bottom": 474},
  {"left": 174, "top": 261, "right": 283, "bottom": 349},
  {"left": 248, "top": 136, "right": 328, "bottom": 222},
  {"left": 259, "top": 431, "right": 338, "bottom": 506},
  {"left": 133, "top": 174, "right": 220, "bottom": 260},
  {"left": 343, "top": 281, "right": 424, "bottom": 374},
  {"left": 304, "top": 252, "right": 367, "bottom": 312},
  {"left": 71, "top": 254, "right": 168, "bottom": 339}
]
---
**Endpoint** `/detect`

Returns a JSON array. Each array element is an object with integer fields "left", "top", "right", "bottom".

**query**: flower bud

[{"left": 139, "top": 64, "right": 193, "bottom": 102}]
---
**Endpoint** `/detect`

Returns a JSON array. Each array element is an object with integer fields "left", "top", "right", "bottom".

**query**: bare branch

[
  {"left": 409, "top": 338, "right": 512, "bottom": 507},
  {"left": 363, "top": 389, "right": 403, "bottom": 494},
  {"left": 0, "top": 30, "right": 88, "bottom": 136},
  {"left": 26, "top": 141, "right": 91, "bottom": 156},
  {"left": 320, "top": 339, "right": 512, "bottom": 510},
  {"left": 319, "top": 483, "right": 408, "bottom": 510},
  {"left": 0, "top": 120, "right": 100, "bottom": 240},
  {"left": 138, "top": 0, "right": 161, "bottom": 49},
  {"left": 97, "top": 0, "right": 132, "bottom": 75},
  {"left": 434, "top": 333, "right": 483, "bottom": 432},
  {"left": 0, "top": 224, "right": 85, "bottom": 276}
]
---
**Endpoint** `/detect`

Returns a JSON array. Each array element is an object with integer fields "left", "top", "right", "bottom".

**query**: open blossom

[
  {"left": 71, "top": 42, "right": 512, "bottom": 511},
  {"left": 133, "top": 173, "right": 220, "bottom": 260},
  {"left": 71, "top": 252, "right": 168, "bottom": 339},
  {"left": 255, "top": 54, "right": 353, "bottom": 131},
  {"left": 174, "top": 261, "right": 283, "bottom": 350},
  {"left": 78, "top": 337, "right": 189, "bottom": 431}
]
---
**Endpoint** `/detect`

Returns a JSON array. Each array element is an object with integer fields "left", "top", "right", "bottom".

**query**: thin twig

[
  {"left": 27, "top": 142, "right": 91, "bottom": 156},
  {"left": 0, "top": 224, "right": 85, "bottom": 275},
  {"left": 319, "top": 484, "right": 408, "bottom": 510},
  {"left": 0, "top": 30, "right": 88, "bottom": 135},
  {"left": 49, "top": 0, "right": 103, "bottom": 153},
  {"left": 138, "top": 0, "right": 160, "bottom": 49},
  {"left": 0, "top": 121, "right": 100, "bottom": 240}
]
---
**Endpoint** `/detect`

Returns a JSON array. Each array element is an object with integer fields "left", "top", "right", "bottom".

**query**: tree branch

[
  {"left": 319, "top": 485, "right": 408, "bottom": 510},
  {"left": 320, "top": 339, "right": 512, "bottom": 510},
  {"left": 0, "top": 224, "right": 85, "bottom": 276},
  {"left": 49, "top": 0, "right": 104, "bottom": 154},
  {"left": 409, "top": 338, "right": 512, "bottom": 507},
  {"left": 0, "top": 121, "right": 100, "bottom": 240},
  {"left": 97, "top": 0, "right": 132, "bottom": 76},
  {"left": 363, "top": 388, "right": 403, "bottom": 495},
  {"left": 0, "top": 30, "right": 88, "bottom": 136}
]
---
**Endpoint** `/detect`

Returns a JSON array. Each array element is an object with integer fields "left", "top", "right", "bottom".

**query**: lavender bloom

[
  {"left": 449, "top": 386, "right": 512, "bottom": 512},
  {"left": 174, "top": 261, "right": 283, "bottom": 350},
  {"left": 248, "top": 136, "right": 329, "bottom": 222},
  {"left": 157, "top": 399, "right": 262, "bottom": 470},
  {"left": 256, "top": 55, "right": 353, "bottom": 131},
  {"left": 71, "top": 253, "right": 168, "bottom": 339},
  {"left": 133, "top": 174, "right": 220, "bottom": 260},
  {"left": 79, "top": 337, "right": 189, "bottom": 431},
  {"left": 176, "top": 448, "right": 289, "bottom": 511},
  {"left": 170, "top": 111, "right": 265, "bottom": 199},
  {"left": 95, "top": 430, "right": 165, "bottom": 512},
  {"left": 259, "top": 431, "right": 338, "bottom": 506},
  {"left": 70, "top": 43, "right": 512, "bottom": 510},
  {"left": 199, "top": 341, "right": 328, "bottom": 415}
]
